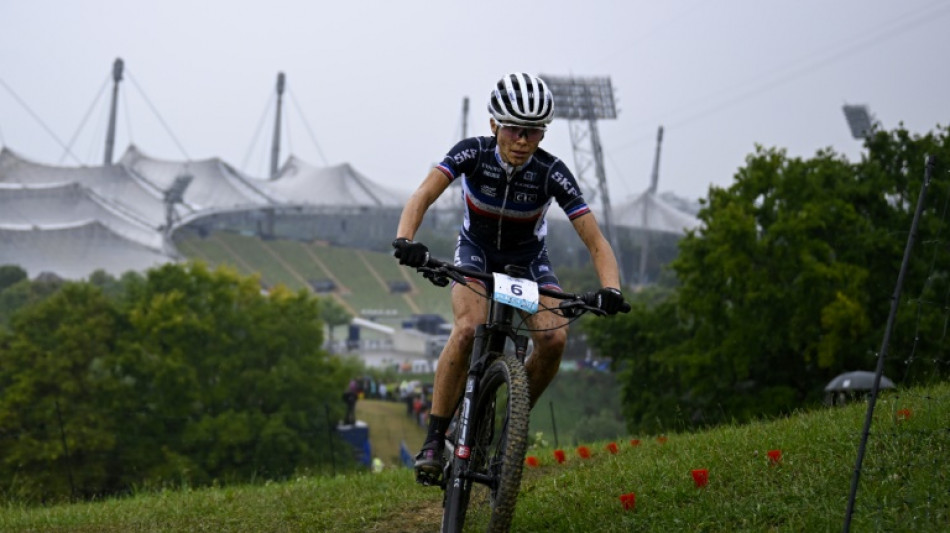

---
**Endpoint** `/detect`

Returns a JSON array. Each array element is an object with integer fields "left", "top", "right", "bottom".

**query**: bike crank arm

[{"left": 460, "top": 470, "right": 496, "bottom": 489}]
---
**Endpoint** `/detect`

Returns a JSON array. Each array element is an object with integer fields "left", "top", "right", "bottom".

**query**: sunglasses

[{"left": 496, "top": 123, "right": 546, "bottom": 142}]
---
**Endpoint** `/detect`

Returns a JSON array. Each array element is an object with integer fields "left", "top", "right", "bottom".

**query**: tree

[
  {"left": 586, "top": 125, "right": 950, "bottom": 432},
  {"left": 0, "top": 262, "right": 357, "bottom": 502},
  {"left": 0, "top": 283, "right": 123, "bottom": 500},
  {"left": 0, "top": 265, "right": 27, "bottom": 292}
]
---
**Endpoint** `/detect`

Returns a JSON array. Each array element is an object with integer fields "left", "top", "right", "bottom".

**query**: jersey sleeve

[
  {"left": 549, "top": 161, "right": 591, "bottom": 220},
  {"left": 436, "top": 137, "right": 482, "bottom": 182}
]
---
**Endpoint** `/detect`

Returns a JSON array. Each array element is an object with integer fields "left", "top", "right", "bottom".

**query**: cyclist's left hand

[{"left": 595, "top": 287, "right": 625, "bottom": 315}]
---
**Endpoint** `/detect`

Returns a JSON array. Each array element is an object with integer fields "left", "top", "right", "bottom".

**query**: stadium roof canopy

[
  {"left": 0, "top": 144, "right": 414, "bottom": 280},
  {"left": 263, "top": 156, "right": 409, "bottom": 208},
  {"left": 0, "top": 182, "right": 165, "bottom": 250},
  {"left": 0, "top": 221, "right": 172, "bottom": 278},
  {"left": 613, "top": 191, "right": 701, "bottom": 234},
  {"left": 120, "top": 145, "right": 277, "bottom": 211},
  {"left": 0, "top": 147, "right": 173, "bottom": 228}
]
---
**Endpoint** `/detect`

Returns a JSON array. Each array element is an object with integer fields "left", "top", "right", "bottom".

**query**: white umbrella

[{"left": 824, "top": 370, "right": 895, "bottom": 392}]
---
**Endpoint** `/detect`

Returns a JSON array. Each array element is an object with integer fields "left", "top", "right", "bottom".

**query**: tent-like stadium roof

[
  {"left": 120, "top": 145, "right": 277, "bottom": 211},
  {"left": 0, "top": 147, "right": 174, "bottom": 228},
  {"left": 263, "top": 156, "right": 408, "bottom": 207},
  {"left": 0, "top": 182, "right": 165, "bottom": 250},
  {"left": 0, "top": 221, "right": 172, "bottom": 279},
  {"left": 614, "top": 191, "right": 702, "bottom": 234}
]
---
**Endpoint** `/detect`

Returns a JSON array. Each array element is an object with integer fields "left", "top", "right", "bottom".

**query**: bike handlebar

[{"left": 416, "top": 255, "right": 631, "bottom": 316}]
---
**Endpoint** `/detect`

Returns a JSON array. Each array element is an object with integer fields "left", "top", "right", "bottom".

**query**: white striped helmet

[{"left": 488, "top": 73, "right": 555, "bottom": 127}]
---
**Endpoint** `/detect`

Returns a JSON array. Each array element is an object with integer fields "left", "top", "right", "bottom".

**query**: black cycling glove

[
  {"left": 595, "top": 287, "right": 625, "bottom": 315},
  {"left": 392, "top": 238, "right": 429, "bottom": 268}
]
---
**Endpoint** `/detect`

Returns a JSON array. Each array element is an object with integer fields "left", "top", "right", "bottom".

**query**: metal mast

[
  {"left": 269, "top": 72, "right": 286, "bottom": 178},
  {"left": 461, "top": 96, "right": 469, "bottom": 139},
  {"left": 103, "top": 58, "right": 124, "bottom": 165},
  {"left": 638, "top": 126, "right": 663, "bottom": 285}
]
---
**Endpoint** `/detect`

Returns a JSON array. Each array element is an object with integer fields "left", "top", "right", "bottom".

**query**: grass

[
  {"left": 2, "top": 382, "right": 947, "bottom": 532},
  {"left": 356, "top": 399, "right": 426, "bottom": 470}
]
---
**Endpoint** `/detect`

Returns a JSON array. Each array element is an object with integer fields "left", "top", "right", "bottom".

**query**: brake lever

[
  {"left": 558, "top": 300, "right": 605, "bottom": 318},
  {"left": 422, "top": 269, "right": 450, "bottom": 287}
]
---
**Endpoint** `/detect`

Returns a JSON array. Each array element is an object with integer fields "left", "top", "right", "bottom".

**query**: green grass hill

[{"left": 3, "top": 382, "right": 946, "bottom": 532}]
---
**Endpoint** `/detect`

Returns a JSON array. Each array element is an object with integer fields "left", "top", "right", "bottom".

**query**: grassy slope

[
  {"left": 2, "top": 383, "right": 947, "bottom": 532},
  {"left": 355, "top": 399, "right": 426, "bottom": 470}
]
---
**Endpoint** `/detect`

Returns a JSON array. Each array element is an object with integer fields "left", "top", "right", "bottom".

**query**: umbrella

[{"left": 824, "top": 370, "right": 895, "bottom": 392}]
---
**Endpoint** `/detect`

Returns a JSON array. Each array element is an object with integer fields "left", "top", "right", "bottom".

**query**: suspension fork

[{"left": 454, "top": 301, "right": 528, "bottom": 461}]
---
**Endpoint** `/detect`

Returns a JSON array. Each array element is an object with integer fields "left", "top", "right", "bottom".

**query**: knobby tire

[{"left": 441, "top": 353, "right": 531, "bottom": 533}]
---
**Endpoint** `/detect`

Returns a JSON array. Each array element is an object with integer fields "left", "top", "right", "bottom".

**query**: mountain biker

[{"left": 392, "top": 72, "right": 625, "bottom": 483}]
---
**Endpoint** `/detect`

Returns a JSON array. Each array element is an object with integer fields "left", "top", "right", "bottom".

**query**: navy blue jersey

[{"left": 436, "top": 136, "right": 590, "bottom": 252}]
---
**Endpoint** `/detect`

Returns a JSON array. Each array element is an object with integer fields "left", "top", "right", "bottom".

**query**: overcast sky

[{"left": 2, "top": 0, "right": 948, "bottom": 205}]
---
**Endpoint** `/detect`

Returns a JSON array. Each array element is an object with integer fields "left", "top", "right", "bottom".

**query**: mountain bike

[{"left": 411, "top": 256, "right": 629, "bottom": 532}]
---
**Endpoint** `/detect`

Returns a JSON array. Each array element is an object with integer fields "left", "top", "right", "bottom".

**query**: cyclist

[{"left": 393, "top": 72, "right": 625, "bottom": 483}]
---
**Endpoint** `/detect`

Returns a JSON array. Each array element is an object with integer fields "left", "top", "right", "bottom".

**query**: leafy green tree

[
  {"left": 0, "top": 265, "right": 27, "bottom": 292},
  {"left": 114, "top": 262, "right": 353, "bottom": 485},
  {"left": 0, "top": 283, "right": 123, "bottom": 500},
  {"left": 0, "top": 262, "right": 357, "bottom": 502},
  {"left": 0, "top": 274, "right": 65, "bottom": 330},
  {"left": 587, "top": 125, "right": 950, "bottom": 432}
]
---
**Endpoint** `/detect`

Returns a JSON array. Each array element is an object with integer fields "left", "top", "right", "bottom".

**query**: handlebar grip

[{"left": 620, "top": 301, "right": 632, "bottom": 313}]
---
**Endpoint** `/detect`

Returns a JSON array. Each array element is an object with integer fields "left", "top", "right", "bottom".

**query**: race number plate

[{"left": 492, "top": 273, "right": 539, "bottom": 314}]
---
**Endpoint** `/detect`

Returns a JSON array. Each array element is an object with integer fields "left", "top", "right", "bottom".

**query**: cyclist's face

[{"left": 492, "top": 120, "right": 544, "bottom": 166}]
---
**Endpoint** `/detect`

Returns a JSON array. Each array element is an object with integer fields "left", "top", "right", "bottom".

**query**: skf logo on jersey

[
  {"left": 480, "top": 185, "right": 497, "bottom": 197},
  {"left": 471, "top": 256, "right": 484, "bottom": 263},
  {"left": 514, "top": 192, "right": 538, "bottom": 204},
  {"left": 453, "top": 148, "right": 478, "bottom": 165},
  {"left": 523, "top": 171, "right": 536, "bottom": 182},
  {"left": 552, "top": 172, "right": 579, "bottom": 196},
  {"left": 538, "top": 265, "right": 550, "bottom": 272}
]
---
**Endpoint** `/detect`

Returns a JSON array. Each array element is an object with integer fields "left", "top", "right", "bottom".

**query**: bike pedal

[{"left": 416, "top": 471, "right": 441, "bottom": 486}]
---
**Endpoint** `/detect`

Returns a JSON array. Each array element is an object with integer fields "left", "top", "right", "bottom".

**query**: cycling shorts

[{"left": 453, "top": 233, "right": 561, "bottom": 290}]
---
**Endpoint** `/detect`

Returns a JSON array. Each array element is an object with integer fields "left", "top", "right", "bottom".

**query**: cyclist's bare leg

[
  {"left": 430, "top": 282, "right": 489, "bottom": 418},
  {"left": 524, "top": 294, "right": 569, "bottom": 408}
]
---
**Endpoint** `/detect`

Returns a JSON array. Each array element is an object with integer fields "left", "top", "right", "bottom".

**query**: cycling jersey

[{"left": 436, "top": 136, "right": 590, "bottom": 253}]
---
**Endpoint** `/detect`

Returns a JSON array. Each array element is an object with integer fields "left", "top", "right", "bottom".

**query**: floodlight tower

[
  {"left": 103, "top": 58, "right": 124, "bottom": 165},
  {"left": 842, "top": 104, "right": 875, "bottom": 139},
  {"left": 540, "top": 75, "right": 621, "bottom": 276},
  {"left": 638, "top": 126, "right": 664, "bottom": 285}
]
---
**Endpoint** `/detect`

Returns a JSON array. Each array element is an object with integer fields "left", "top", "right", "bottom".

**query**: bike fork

[{"left": 454, "top": 324, "right": 488, "bottom": 462}]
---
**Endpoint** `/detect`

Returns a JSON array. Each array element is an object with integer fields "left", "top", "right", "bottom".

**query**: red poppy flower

[
  {"left": 577, "top": 445, "right": 591, "bottom": 459},
  {"left": 525, "top": 456, "right": 540, "bottom": 467},
  {"left": 767, "top": 449, "right": 782, "bottom": 465},
  {"left": 619, "top": 492, "right": 636, "bottom": 510},
  {"left": 553, "top": 449, "right": 566, "bottom": 464},
  {"left": 691, "top": 469, "right": 709, "bottom": 488},
  {"left": 630, "top": 439, "right": 641, "bottom": 447}
]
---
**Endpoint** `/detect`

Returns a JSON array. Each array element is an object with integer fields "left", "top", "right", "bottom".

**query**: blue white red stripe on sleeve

[
  {"left": 565, "top": 204, "right": 590, "bottom": 219},
  {"left": 437, "top": 163, "right": 456, "bottom": 180}
]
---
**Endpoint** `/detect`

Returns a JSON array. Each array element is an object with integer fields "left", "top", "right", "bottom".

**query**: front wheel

[{"left": 442, "top": 352, "right": 531, "bottom": 532}]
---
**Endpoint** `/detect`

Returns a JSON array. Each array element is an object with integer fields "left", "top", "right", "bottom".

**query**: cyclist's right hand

[{"left": 392, "top": 238, "right": 429, "bottom": 267}]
